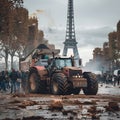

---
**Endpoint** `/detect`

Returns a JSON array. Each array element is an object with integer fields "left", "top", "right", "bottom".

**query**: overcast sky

[{"left": 23, "top": 0, "right": 120, "bottom": 65}]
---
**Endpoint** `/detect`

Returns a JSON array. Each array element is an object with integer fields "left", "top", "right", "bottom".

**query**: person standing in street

[
  {"left": 117, "top": 70, "right": 120, "bottom": 86},
  {"left": 16, "top": 70, "right": 22, "bottom": 93},
  {"left": 0, "top": 71, "right": 6, "bottom": 92},
  {"left": 9, "top": 68, "right": 18, "bottom": 93},
  {"left": 4, "top": 69, "right": 10, "bottom": 90}
]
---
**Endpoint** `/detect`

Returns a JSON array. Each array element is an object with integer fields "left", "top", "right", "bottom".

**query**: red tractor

[{"left": 28, "top": 52, "right": 98, "bottom": 95}]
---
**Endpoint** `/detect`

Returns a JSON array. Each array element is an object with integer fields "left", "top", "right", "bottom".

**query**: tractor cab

[{"left": 48, "top": 57, "right": 73, "bottom": 70}]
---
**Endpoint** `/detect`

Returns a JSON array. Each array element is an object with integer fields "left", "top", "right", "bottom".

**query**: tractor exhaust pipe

[{"left": 52, "top": 52, "right": 55, "bottom": 58}]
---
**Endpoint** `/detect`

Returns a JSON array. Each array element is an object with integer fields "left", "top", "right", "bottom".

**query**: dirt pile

[{"left": 49, "top": 100, "right": 63, "bottom": 111}]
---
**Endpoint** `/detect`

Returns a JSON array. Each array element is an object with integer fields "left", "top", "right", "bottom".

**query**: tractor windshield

[{"left": 55, "top": 58, "right": 72, "bottom": 69}]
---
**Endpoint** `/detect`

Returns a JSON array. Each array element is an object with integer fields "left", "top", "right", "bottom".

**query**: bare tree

[
  {"left": 0, "top": 0, "right": 28, "bottom": 69},
  {"left": 9, "top": 7, "right": 28, "bottom": 68},
  {"left": 0, "top": 0, "right": 14, "bottom": 69}
]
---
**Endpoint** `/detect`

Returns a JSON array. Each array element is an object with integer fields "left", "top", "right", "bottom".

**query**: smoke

[
  {"left": 29, "top": 9, "right": 44, "bottom": 17},
  {"left": 36, "top": 9, "right": 44, "bottom": 13},
  {"left": 29, "top": 9, "right": 55, "bottom": 27}
]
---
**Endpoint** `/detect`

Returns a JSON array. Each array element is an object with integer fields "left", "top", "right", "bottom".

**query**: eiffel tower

[{"left": 63, "top": 0, "right": 80, "bottom": 62}]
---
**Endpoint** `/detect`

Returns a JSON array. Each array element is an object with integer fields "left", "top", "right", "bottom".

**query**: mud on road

[{"left": 0, "top": 85, "right": 120, "bottom": 120}]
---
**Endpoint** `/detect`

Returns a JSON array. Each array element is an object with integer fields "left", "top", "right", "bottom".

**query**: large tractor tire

[
  {"left": 67, "top": 82, "right": 73, "bottom": 95},
  {"left": 28, "top": 70, "right": 46, "bottom": 93},
  {"left": 51, "top": 73, "right": 71, "bottom": 95},
  {"left": 83, "top": 72, "right": 98, "bottom": 95}
]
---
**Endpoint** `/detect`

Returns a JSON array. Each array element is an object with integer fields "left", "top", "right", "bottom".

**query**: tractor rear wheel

[
  {"left": 51, "top": 73, "right": 71, "bottom": 95},
  {"left": 28, "top": 72, "right": 40, "bottom": 93},
  {"left": 28, "top": 72, "right": 46, "bottom": 93},
  {"left": 83, "top": 72, "right": 98, "bottom": 95}
]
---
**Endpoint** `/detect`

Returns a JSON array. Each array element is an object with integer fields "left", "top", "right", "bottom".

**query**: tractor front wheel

[
  {"left": 83, "top": 72, "right": 98, "bottom": 95},
  {"left": 51, "top": 73, "right": 71, "bottom": 95}
]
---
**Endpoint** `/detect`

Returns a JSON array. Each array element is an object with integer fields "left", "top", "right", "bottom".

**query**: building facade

[{"left": 86, "top": 20, "right": 120, "bottom": 74}]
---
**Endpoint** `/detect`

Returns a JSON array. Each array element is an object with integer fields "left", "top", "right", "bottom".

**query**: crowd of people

[
  {"left": 0, "top": 68, "right": 28, "bottom": 94},
  {"left": 97, "top": 72, "right": 120, "bottom": 86}
]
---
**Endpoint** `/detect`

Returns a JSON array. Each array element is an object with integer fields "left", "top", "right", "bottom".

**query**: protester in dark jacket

[
  {"left": 9, "top": 68, "right": 18, "bottom": 93},
  {"left": 4, "top": 70, "right": 10, "bottom": 89},
  {"left": 16, "top": 70, "right": 22, "bottom": 93},
  {"left": 117, "top": 70, "right": 120, "bottom": 85},
  {"left": 0, "top": 71, "right": 6, "bottom": 92},
  {"left": 0, "top": 72, "right": 3, "bottom": 91}
]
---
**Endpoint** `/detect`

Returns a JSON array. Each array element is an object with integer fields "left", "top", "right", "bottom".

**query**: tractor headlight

[{"left": 78, "top": 75, "right": 81, "bottom": 78}]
